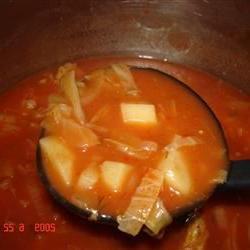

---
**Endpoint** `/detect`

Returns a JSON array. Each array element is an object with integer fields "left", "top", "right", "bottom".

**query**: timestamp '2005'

[{"left": 3, "top": 223, "right": 56, "bottom": 232}]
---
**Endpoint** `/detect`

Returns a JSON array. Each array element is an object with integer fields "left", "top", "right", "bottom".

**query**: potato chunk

[
  {"left": 164, "top": 150, "right": 192, "bottom": 195},
  {"left": 40, "top": 136, "right": 74, "bottom": 186},
  {"left": 100, "top": 161, "right": 132, "bottom": 192},
  {"left": 77, "top": 163, "right": 99, "bottom": 190},
  {"left": 120, "top": 103, "right": 157, "bottom": 125}
]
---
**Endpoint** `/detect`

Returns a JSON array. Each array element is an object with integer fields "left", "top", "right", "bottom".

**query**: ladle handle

[{"left": 220, "top": 160, "right": 250, "bottom": 191}]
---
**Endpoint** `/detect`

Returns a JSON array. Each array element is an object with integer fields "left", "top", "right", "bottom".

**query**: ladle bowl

[{"left": 36, "top": 66, "right": 250, "bottom": 236}]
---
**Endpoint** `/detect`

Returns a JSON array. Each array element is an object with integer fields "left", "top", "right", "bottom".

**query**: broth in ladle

[{"left": 39, "top": 63, "right": 228, "bottom": 236}]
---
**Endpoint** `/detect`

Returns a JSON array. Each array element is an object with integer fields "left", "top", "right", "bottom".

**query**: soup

[
  {"left": 0, "top": 57, "right": 249, "bottom": 249},
  {"left": 39, "top": 63, "right": 227, "bottom": 236}
]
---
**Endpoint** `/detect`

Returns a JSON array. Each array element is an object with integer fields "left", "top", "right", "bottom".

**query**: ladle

[{"left": 36, "top": 67, "right": 250, "bottom": 235}]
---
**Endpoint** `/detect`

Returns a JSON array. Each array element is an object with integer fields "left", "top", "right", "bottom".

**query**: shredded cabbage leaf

[
  {"left": 117, "top": 155, "right": 166, "bottom": 236},
  {"left": 42, "top": 104, "right": 99, "bottom": 149},
  {"left": 164, "top": 134, "right": 200, "bottom": 152},
  {"left": 145, "top": 198, "right": 172, "bottom": 236},
  {"left": 104, "top": 138, "right": 157, "bottom": 159},
  {"left": 111, "top": 64, "right": 139, "bottom": 95},
  {"left": 59, "top": 70, "right": 85, "bottom": 124}
]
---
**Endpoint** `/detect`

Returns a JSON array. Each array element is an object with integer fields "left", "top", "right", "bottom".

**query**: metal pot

[{"left": 0, "top": 0, "right": 249, "bottom": 93}]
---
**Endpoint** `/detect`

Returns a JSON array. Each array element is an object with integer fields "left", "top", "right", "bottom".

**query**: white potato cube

[
  {"left": 120, "top": 103, "right": 157, "bottom": 125},
  {"left": 40, "top": 136, "right": 74, "bottom": 186},
  {"left": 100, "top": 161, "right": 132, "bottom": 192},
  {"left": 163, "top": 150, "right": 192, "bottom": 195},
  {"left": 77, "top": 164, "right": 99, "bottom": 190}
]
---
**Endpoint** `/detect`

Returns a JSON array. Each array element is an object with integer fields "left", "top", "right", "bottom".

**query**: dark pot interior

[{"left": 0, "top": 0, "right": 249, "bottom": 93}]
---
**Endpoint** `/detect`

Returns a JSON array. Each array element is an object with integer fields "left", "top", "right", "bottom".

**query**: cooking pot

[
  {"left": 0, "top": 0, "right": 249, "bottom": 93},
  {"left": 0, "top": 0, "right": 249, "bottom": 249}
]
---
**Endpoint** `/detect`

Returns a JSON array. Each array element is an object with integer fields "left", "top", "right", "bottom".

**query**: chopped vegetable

[
  {"left": 42, "top": 104, "right": 72, "bottom": 130},
  {"left": 183, "top": 217, "right": 208, "bottom": 250},
  {"left": 104, "top": 138, "right": 157, "bottom": 159},
  {"left": 117, "top": 155, "right": 166, "bottom": 236},
  {"left": 90, "top": 125, "right": 159, "bottom": 158},
  {"left": 162, "top": 135, "right": 200, "bottom": 195},
  {"left": 81, "top": 64, "right": 138, "bottom": 105},
  {"left": 120, "top": 103, "right": 157, "bottom": 125},
  {"left": 80, "top": 67, "right": 116, "bottom": 105},
  {"left": 76, "top": 81, "right": 85, "bottom": 88},
  {"left": 42, "top": 104, "right": 99, "bottom": 149},
  {"left": 212, "top": 169, "right": 228, "bottom": 184},
  {"left": 164, "top": 149, "right": 192, "bottom": 195},
  {"left": 164, "top": 134, "right": 200, "bottom": 152},
  {"left": 111, "top": 132, "right": 158, "bottom": 152},
  {"left": 86, "top": 123, "right": 109, "bottom": 134},
  {"left": 84, "top": 68, "right": 113, "bottom": 83},
  {"left": 93, "top": 127, "right": 146, "bottom": 146},
  {"left": 89, "top": 105, "right": 110, "bottom": 124},
  {"left": 48, "top": 94, "right": 67, "bottom": 106},
  {"left": 60, "top": 70, "right": 85, "bottom": 124},
  {"left": 80, "top": 78, "right": 106, "bottom": 106},
  {"left": 140, "top": 140, "right": 158, "bottom": 152},
  {"left": 40, "top": 136, "right": 74, "bottom": 186},
  {"left": 100, "top": 161, "right": 133, "bottom": 192},
  {"left": 111, "top": 64, "right": 139, "bottom": 95},
  {"left": 145, "top": 198, "right": 172, "bottom": 236},
  {"left": 77, "top": 163, "right": 99, "bottom": 190},
  {"left": 56, "top": 63, "right": 76, "bottom": 80},
  {"left": 23, "top": 99, "right": 37, "bottom": 110},
  {"left": 59, "top": 118, "right": 99, "bottom": 149}
]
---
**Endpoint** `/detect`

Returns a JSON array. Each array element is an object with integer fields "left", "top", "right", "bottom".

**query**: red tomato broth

[{"left": 0, "top": 56, "right": 249, "bottom": 250}]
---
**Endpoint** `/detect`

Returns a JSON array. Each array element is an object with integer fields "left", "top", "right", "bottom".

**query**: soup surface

[{"left": 0, "top": 57, "right": 250, "bottom": 249}]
